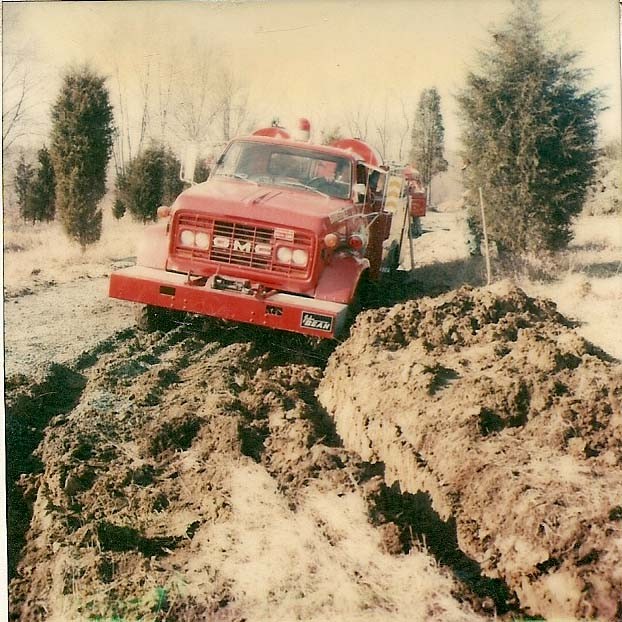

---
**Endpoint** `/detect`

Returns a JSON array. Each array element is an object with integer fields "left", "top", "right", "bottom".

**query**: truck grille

[{"left": 174, "top": 214, "right": 314, "bottom": 278}]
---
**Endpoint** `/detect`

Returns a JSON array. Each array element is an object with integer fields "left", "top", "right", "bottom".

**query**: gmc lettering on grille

[{"left": 213, "top": 236, "right": 272, "bottom": 256}]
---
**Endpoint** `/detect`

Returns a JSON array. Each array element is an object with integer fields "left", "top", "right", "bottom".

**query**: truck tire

[
  {"left": 340, "top": 274, "right": 373, "bottom": 338},
  {"left": 387, "top": 241, "right": 401, "bottom": 273},
  {"left": 135, "top": 305, "right": 173, "bottom": 333},
  {"left": 410, "top": 217, "right": 422, "bottom": 238}
]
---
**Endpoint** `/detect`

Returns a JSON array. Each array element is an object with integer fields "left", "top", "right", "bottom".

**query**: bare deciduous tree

[
  {"left": 344, "top": 103, "right": 370, "bottom": 141},
  {"left": 155, "top": 56, "right": 175, "bottom": 143},
  {"left": 172, "top": 44, "right": 220, "bottom": 144},
  {"left": 217, "top": 68, "right": 250, "bottom": 143},
  {"left": 374, "top": 96, "right": 391, "bottom": 161},
  {"left": 2, "top": 27, "right": 39, "bottom": 154},
  {"left": 396, "top": 97, "right": 412, "bottom": 162}
]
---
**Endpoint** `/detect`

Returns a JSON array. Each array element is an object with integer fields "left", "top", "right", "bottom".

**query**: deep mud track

[{"left": 6, "top": 282, "right": 622, "bottom": 621}]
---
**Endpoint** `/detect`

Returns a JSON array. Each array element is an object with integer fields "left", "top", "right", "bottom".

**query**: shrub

[
  {"left": 116, "top": 145, "right": 184, "bottom": 223},
  {"left": 194, "top": 158, "right": 211, "bottom": 184},
  {"left": 29, "top": 146, "right": 56, "bottom": 222},
  {"left": 15, "top": 154, "right": 36, "bottom": 223}
]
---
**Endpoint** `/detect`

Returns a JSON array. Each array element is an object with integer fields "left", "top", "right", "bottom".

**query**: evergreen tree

[
  {"left": 30, "top": 146, "right": 56, "bottom": 222},
  {"left": 15, "top": 154, "right": 36, "bottom": 223},
  {"left": 50, "top": 66, "right": 114, "bottom": 249},
  {"left": 112, "top": 197, "right": 127, "bottom": 220},
  {"left": 116, "top": 145, "right": 184, "bottom": 223},
  {"left": 112, "top": 171, "right": 128, "bottom": 220},
  {"left": 457, "top": 0, "right": 601, "bottom": 254},
  {"left": 409, "top": 87, "right": 448, "bottom": 203}
]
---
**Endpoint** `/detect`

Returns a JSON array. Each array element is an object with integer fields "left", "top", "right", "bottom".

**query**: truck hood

[{"left": 172, "top": 178, "right": 353, "bottom": 233}]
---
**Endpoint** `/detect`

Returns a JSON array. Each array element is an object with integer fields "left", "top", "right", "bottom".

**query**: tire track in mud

[
  {"left": 7, "top": 314, "right": 524, "bottom": 621},
  {"left": 5, "top": 365, "right": 87, "bottom": 581}
]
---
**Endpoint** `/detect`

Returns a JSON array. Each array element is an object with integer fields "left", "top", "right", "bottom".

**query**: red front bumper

[{"left": 109, "top": 266, "right": 349, "bottom": 339}]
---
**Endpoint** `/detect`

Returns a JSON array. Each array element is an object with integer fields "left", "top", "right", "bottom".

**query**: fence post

[{"left": 478, "top": 187, "right": 492, "bottom": 286}]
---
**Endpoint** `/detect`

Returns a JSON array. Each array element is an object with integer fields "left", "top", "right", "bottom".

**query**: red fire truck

[{"left": 109, "top": 120, "right": 416, "bottom": 339}]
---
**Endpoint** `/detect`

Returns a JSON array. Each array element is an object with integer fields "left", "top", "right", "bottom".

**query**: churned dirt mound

[
  {"left": 8, "top": 323, "right": 488, "bottom": 622},
  {"left": 319, "top": 282, "right": 622, "bottom": 620}
]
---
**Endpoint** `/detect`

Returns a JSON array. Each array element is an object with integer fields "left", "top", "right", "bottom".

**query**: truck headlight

[
  {"left": 276, "top": 246, "right": 293, "bottom": 263},
  {"left": 291, "top": 248, "right": 308, "bottom": 266},
  {"left": 180, "top": 229, "right": 195, "bottom": 246},
  {"left": 195, "top": 232, "right": 210, "bottom": 249}
]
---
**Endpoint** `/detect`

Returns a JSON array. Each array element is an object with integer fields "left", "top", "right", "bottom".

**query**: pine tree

[
  {"left": 409, "top": 87, "right": 448, "bottom": 204},
  {"left": 30, "top": 146, "right": 56, "bottom": 222},
  {"left": 112, "top": 171, "right": 128, "bottom": 220},
  {"left": 15, "top": 154, "right": 36, "bottom": 223},
  {"left": 116, "top": 145, "right": 184, "bottom": 223},
  {"left": 50, "top": 66, "right": 114, "bottom": 249},
  {"left": 457, "top": 0, "right": 601, "bottom": 255}
]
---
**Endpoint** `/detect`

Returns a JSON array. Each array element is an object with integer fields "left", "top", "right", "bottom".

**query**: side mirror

[
  {"left": 180, "top": 143, "right": 199, "bottom": 184},
  {"left": 352, "top": 183, "right": 366, "bottom": 202}
]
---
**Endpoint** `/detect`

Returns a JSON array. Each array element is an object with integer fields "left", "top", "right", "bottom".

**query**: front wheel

[
  {"left": 339, "top": 274, "right": 375, "bottom": 339},
  {"left": 135, "top": 305, "right": 175, "bottom": 332},
  {"left": 410, "top": 216, "right": 422, "bottom": 238}
]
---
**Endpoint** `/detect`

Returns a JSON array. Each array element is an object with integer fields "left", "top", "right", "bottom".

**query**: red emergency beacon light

[{"left": 293, "top": 117, "right": 311, "bottom": 142}]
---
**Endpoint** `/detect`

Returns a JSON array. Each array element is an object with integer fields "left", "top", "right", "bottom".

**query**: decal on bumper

[{"left": 301, "top": 311, "right": 333, "bottom": 332}]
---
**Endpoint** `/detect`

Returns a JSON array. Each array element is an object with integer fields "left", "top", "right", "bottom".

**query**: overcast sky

[{"left": 3, "top": 0, "right": 621, "bottom": 158}]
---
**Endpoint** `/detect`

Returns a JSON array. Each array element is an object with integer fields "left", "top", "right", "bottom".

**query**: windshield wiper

[
  {"left": 215, "top": 172, "right": 258, "bottom": 185},
  {"left": 279, "top": 179, "right": 329, "bottom": 198}
]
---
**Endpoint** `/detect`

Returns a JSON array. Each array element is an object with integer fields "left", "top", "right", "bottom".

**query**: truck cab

[{"left": 109, "top": 125, "right": 409, "bottom": 339}]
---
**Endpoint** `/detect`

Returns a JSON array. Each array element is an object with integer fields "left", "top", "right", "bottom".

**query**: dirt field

[{"left": 5, "top": 206, "right": 622, "bottom": 621}]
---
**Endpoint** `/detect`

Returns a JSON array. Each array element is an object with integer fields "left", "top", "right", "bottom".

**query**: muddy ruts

[
  {"left": 5, "top": 364, "right": 87, "bottom": 582},
  {"left": 6, "top": 325, "right": 381, "bottom": 620}
]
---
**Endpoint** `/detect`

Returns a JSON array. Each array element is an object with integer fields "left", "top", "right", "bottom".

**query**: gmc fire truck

[{"left": 109, "top": 120, "right": 424, "bottom": 339}]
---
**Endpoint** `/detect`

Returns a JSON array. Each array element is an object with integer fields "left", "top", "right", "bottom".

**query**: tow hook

[
  {"left": 255, "top": 285, "right": 278, "bottom": 300},
  {"left": 185, "top": 274, "right": 208, "bottom": 287}
]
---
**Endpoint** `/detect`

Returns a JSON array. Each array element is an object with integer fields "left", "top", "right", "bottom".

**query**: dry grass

[
  {"left": 173, "top": 464, "right": 483, "bottom": 622},
  {"left": 43, "top": 462, "right": 483, "bottom": 622},
  {"left": 3, "top": 196, "right": 147, "bottom": 296}
]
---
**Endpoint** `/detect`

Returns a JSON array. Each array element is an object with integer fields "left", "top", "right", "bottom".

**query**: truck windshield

[{"left": 212, "top": 141, "right": 352, "bottom": 199}]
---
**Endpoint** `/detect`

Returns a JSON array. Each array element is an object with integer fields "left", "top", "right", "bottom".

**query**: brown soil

[
  {"left": 7, "top": 211, "right": 621, "bottom": 621},
  {"left": 319, "top": 282, "right": 622, "bottom": 620},
  {"left": 6, "top": 320, "right": 490, "bottom": 621}
]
